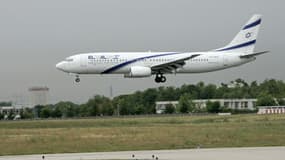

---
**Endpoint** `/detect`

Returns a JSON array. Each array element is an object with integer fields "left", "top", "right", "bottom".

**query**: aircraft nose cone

[{"left": 56, "top": 62, "right": 65, "bottom": 71}]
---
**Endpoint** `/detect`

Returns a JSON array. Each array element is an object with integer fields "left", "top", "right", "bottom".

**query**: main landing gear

[
  {"left": 75, "top": 75, "right": 80, "bottom": 83},
  {"left": 155, "top": 73, "right": 166, "bottom": 83}
]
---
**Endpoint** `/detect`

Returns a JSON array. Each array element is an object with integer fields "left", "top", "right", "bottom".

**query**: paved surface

[{"left": 1, "top": 147, "right": 284, "bottom": 160}]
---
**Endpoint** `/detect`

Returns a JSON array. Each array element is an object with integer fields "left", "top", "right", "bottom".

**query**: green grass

[{"left": 0, "top": 114, "right": 285, "bottom": 155}]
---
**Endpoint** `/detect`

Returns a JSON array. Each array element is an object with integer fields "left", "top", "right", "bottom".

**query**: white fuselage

[
  {"left": 55, "top": 15, "right": 265, "bottom": 83},
  {"left": 56, "top": 52, "right": 255, "bottom": 75}
]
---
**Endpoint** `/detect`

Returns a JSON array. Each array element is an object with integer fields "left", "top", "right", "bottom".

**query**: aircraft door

[{"left": 80, "top": 54, "right": 88, "bottom": 73}]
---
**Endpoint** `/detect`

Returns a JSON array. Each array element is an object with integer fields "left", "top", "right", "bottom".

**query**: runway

[{"left": 1, "top": 147, "right": 284, "bottom": 160}]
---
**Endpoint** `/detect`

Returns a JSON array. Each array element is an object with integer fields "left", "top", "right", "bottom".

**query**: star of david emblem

[{"left": 245, "top": 32, "right": 252, "bottom": 38}]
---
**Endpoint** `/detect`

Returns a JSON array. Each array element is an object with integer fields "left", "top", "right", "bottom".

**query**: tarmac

[{"left": 1, "top": 147, "right": 284, "bottom": 160}]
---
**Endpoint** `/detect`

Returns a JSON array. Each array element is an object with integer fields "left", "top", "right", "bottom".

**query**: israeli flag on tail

[{"left": 215, "top": 14, "right": 262, "bottom": 54}]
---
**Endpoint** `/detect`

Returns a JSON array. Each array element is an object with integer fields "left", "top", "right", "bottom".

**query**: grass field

[{"left": 0, "top": 114, "right": 285, "bottom": 155}]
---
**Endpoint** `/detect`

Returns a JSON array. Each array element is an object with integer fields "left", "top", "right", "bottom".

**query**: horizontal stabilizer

[{"left": 240, "top": 51, "right": 269, "bottom": 58}]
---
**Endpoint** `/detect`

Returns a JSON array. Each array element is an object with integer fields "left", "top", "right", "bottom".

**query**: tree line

[{"left": 1, "top": 79, "right": 285, "bottom": 119}]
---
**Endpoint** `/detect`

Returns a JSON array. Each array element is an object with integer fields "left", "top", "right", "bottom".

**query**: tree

[
  {"left": 20, "top": 108, "right": 34, "bottom": 119},
  {"left": 235, "top": 78, "right": 248, "bottom": 87},
  {"left": 206, "top": 101, "right": 221, "bottom": 113},
  {"left": 178, "top": 94, "right": 195, "bottom": 113},
  {"left": 85, "top": 95, "right": 113, "bottom": 116},
  {"left": 200, "top": 84, "right": 217, "bottom": 99},
  {"left": 141, "top": 88, "right": 158, "bottom": 114},
  {"left": 86, "top": 97, "right": 100, "bottom": 116},
  {"left": 134, "top": 104, "right": 145, "bottom": 115},
  {"left": 65, "top": 105, "right": 77, "bottom": 117},
  {"left": 116, "top": 97, "right": 135, "bottom": 115},
  {"left": 164, "top": 104, "right": 175, "bottom": 114},
  {"left": 79, "top": 104, "right": 90, "bottom": 117},
  {"left": 0, "top": 112, "right": 4, "bottom": 120},
  {"left": 53, "top": 102, "right": 78, "bottom": 118},
  {"left": 101, "top": 100, "right": 114, "bottom": 116},
  {"left": 51, "top": 105, "right": 63, "bottom": 118},
  {"left": 158, "top": 86, "right": 179, "bottom": 101},
  {"left": 17, "top": 79, "right": 285, "bottom": 118},
  {"left": 40, "top": 106, "right": 52, "bottom": 118},
  {"left": 179, "top": 84, "right": 199, "bottom": 99},
  {"left": 34, "top": 105, "right": 45, "bottom": 118},
  {"left": 277, "top": 98, "right": 285, "bottom": 105},
  {"left": 256, "top": 94, "right": 277, "bottom": 106}
]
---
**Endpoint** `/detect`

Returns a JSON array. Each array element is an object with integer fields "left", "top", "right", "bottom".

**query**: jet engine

[{"left": 124, "top": 66, "right": 152, "bottom": 78}]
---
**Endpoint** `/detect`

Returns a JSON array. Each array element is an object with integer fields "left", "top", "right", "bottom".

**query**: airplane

[{"left": 56, "top": 14, "right": 268, "bottom": 83}]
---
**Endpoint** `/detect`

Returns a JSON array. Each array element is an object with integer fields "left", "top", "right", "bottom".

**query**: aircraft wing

[
  {"left": 240, "top": 51, "right": 269, "bottom": 58},
  {"left": 151, "top": 54, "right": 201, "bottom": 73}
]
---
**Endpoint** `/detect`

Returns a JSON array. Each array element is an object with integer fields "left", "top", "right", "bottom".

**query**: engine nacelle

[{"left": 124, "top": 66, "right": 152, "bottom": 78}]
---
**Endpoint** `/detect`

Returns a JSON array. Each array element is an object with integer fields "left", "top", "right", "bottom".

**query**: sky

[{"left": 0, "top": 0, "right": 284, "bottom": 104}]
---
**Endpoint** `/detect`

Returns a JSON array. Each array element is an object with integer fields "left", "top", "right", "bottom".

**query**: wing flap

[{"left": 151, "top": 54, "right": 200, "bottom": 73}]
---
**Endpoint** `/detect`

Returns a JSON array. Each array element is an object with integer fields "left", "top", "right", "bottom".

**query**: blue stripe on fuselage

[
  {"left": 243, "top": 19, "right": 261, "bottom": 30},
  {"left": 101, "top": 52, "right": 184, "bottom": 74},
  {"left": 216, "top": 40, "right": 256, "bottom": 52}
]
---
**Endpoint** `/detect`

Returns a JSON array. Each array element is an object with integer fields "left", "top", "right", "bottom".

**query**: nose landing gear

[
  {"left": 75, "top": 75, "right": 80, "bottom": 83},
  {"left": 155, "top": 73, "right": 166, "bottom": 83}
]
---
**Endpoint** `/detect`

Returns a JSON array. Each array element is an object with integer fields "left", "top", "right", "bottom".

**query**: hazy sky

[{"left": 0, "top": 0, "right": 284, "bottom": 104}]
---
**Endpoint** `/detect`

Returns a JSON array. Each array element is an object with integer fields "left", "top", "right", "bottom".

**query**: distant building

[
  {"left": 155, "top": 101, "right": 179, "bottom": 114},
  {"left": 257, "top": 106, "right": 285, "bottom": 114},
  {"left": 0, "top": 106, "right": 22, "bottom": 115},
  {"left": 194, "top": 99, "right": 256, "bottom": 110},
  {"left": 155, "top": 99, "right": 257, "bottom": 114},
  {"left": 0, "top": 106, "right": 24, "bottom": 120},
  {"left": 28, "top": 86, "right": 49, "bottom": 107}
]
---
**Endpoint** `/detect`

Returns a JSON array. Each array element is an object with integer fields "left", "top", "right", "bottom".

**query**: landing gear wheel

[
  {"left": 75, "top": 78, "right": 80, "bottom": 83},
  {"left": 75, "top": 75, "right": 80, "bottom": 83},
  {"left": 154, "top": 73, "right": 167, "bottom": 83},
  {"left": 155, "top": 77, "right": 161, "bottom": 83},
  {"left": 161, "top": 76, "right": 166, "bottom": 83}
]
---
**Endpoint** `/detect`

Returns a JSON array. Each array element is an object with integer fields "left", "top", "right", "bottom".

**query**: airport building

[
  {"left": 0, "top": 86, "right": 49, "bottom": 119},
  {"left": 155, "top": 98, "right": 257, "bottom": 114},
  {"left": 257, "top": 106, "right": 285, "bottom": 114},
  {"left": 0, "top": 106, "right": 24, "bottom": 120},
  {"left": 0, "top": 106, "right": 23, "bottom": 115}
]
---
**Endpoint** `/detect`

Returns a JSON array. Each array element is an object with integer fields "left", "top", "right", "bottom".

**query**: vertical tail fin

[{"left": 215, "top": 14, "right": 262, "bottom": 54}]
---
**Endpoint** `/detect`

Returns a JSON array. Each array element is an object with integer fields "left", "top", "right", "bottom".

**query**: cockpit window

[{"left": 65, "top": 58, "right": 74, "bottom": 62}]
